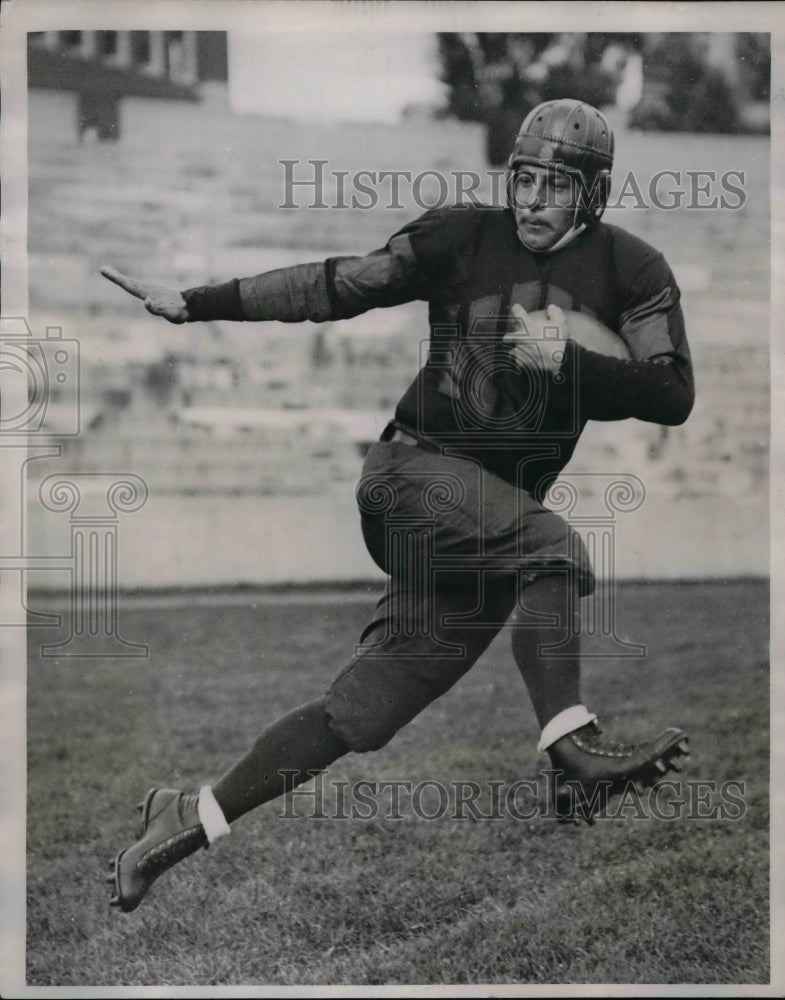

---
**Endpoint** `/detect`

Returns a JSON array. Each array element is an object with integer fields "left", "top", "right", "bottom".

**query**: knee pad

[
  {"left": 325, "top": 652, "right": 424, "bottom": 755},
  {"left": 524, "top": 515, "right": 595, "bottom": 597},
  {"left": 324, "top": 688, "right": 398, "bottom": 754}
]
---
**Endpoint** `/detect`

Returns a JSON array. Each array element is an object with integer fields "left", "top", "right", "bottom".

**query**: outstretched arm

[
  {"left": 101, "top": 227, "right": 427, "bottom": 327},
  {"left": 101, "top": 208, "right": 475, "bottom": 326},
  {"left": 100, "top": 266, "right": 189, "bottom": 323}
]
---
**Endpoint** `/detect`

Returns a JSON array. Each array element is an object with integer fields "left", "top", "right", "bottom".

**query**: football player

[{"left": 103, "top": 99, "right": 693, "bottom": 913}]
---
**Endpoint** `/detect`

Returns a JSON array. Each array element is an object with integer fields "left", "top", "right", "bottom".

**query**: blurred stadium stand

[
  {"left": 28, "top": 30, "right": 227, "bottom": 141},
  {"left": 25, "top": 32, "right": 768, "bottom": 585}
]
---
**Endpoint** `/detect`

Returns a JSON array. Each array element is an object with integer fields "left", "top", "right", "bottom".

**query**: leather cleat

[
  {"left": 547, "top": 721, "right": 689, "bottom": 825},
  {"left": 109, "top": 788, "right": 207, "bottom": 913}
]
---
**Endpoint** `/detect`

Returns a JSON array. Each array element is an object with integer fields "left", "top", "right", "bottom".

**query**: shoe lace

[
  {"left": 571, "top": 722, "right": 649, "bottom": 756},
  {"left": 179, "top": 793, "right": 201, "bottom": 825}
]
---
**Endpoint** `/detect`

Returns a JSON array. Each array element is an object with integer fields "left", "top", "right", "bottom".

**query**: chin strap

[{"left": 517, "top": 219, "right": 587, "bottom": 255}]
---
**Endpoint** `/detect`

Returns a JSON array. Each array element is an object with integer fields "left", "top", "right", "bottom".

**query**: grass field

[
  {"left": 26, "top": 579, "right": 768, "bottom": 987},
  {"left": 23, "top": 49, "right": 773, "bottom": 992}
]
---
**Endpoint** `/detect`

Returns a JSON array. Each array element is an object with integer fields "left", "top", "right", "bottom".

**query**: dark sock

[
  {"left": 211, "top": 697, "right": 348, "bottom": 824},
  {"left": 510, "top": 574, "right": 582, "bottom": 728}
]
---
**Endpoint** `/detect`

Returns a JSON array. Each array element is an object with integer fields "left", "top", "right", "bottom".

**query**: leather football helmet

[{"left": 507, "top": 99, "right": 614, "bottom": 228}]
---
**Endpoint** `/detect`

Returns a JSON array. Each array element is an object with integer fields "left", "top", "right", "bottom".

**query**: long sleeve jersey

[{"left": 182, "top": 206, "right": 694, "bottom": 496}]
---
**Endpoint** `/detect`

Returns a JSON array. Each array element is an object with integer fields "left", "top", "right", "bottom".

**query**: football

[{"left": 523, "top": 308, "right": 632, "bottom": 360}]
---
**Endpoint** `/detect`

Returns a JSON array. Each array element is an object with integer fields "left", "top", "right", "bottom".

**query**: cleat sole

[
  {"left": 110, "top": 788, "right": 204, "bottom": 914},
  {"left": 110, "top": 790, "right": 159, "bottom": 913},
  {"left": 549, "top": 726, "right": 690, "bottom": 826}
]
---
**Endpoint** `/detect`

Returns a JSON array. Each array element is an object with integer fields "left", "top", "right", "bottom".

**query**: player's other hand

[
  {"left": 101, "top": 266, "right": 189, "bottom": 324},
  {"left": 503, "top": 303, "right": 567, "bottom": 374}
]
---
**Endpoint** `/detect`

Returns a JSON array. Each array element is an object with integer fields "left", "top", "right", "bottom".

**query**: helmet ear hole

[
  {"left": 595, "top": 169, "right": 611, "bottom": 219},
  {"left": 576, "top": 168, "right": 611, "bottom": 226},
  {"left": 601, "top": 171, "right": 612, "bottom": 212}
]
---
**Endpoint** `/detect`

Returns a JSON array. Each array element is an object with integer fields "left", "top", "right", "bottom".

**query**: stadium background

[
  {"left": 25, "top": 29, "right": 769, "bottom": 588},
  {"left": 21, "top": 24, "right": 772, "bottom": 989}
]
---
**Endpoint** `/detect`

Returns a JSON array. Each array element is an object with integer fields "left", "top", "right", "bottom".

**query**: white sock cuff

[
  {"left": 537, "top": 705, "right": 597, "bottom": 753},
  {"left": 198, "top": 785, "right": 231, "bottom": 844}
]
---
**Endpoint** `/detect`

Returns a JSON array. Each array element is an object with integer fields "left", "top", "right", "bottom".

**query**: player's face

[{"left": 512, "top": 165, "right": 578, "bottom": 251}]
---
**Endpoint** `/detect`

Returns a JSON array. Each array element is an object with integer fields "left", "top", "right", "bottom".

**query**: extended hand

[
  {"left": 503, "top": 303, "right": 568, "bottom": 374},
  {"left": 101, "top": 266, "right": 189, "bottom": 324}
]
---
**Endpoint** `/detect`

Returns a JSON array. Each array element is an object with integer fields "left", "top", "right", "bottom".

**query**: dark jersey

[{"left": 184, "top": 205, "right": 694, "bottom": 495}]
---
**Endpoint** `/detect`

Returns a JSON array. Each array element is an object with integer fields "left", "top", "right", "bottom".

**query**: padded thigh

[
  {"left": 328, "top": 444, "right": 595, "bottom": 753},
  {"left": 356, "top": 442, "right": 595, "bottom": 595},
  {"left": 325, "top": 578, "right": 517, "bottom": 752}
]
